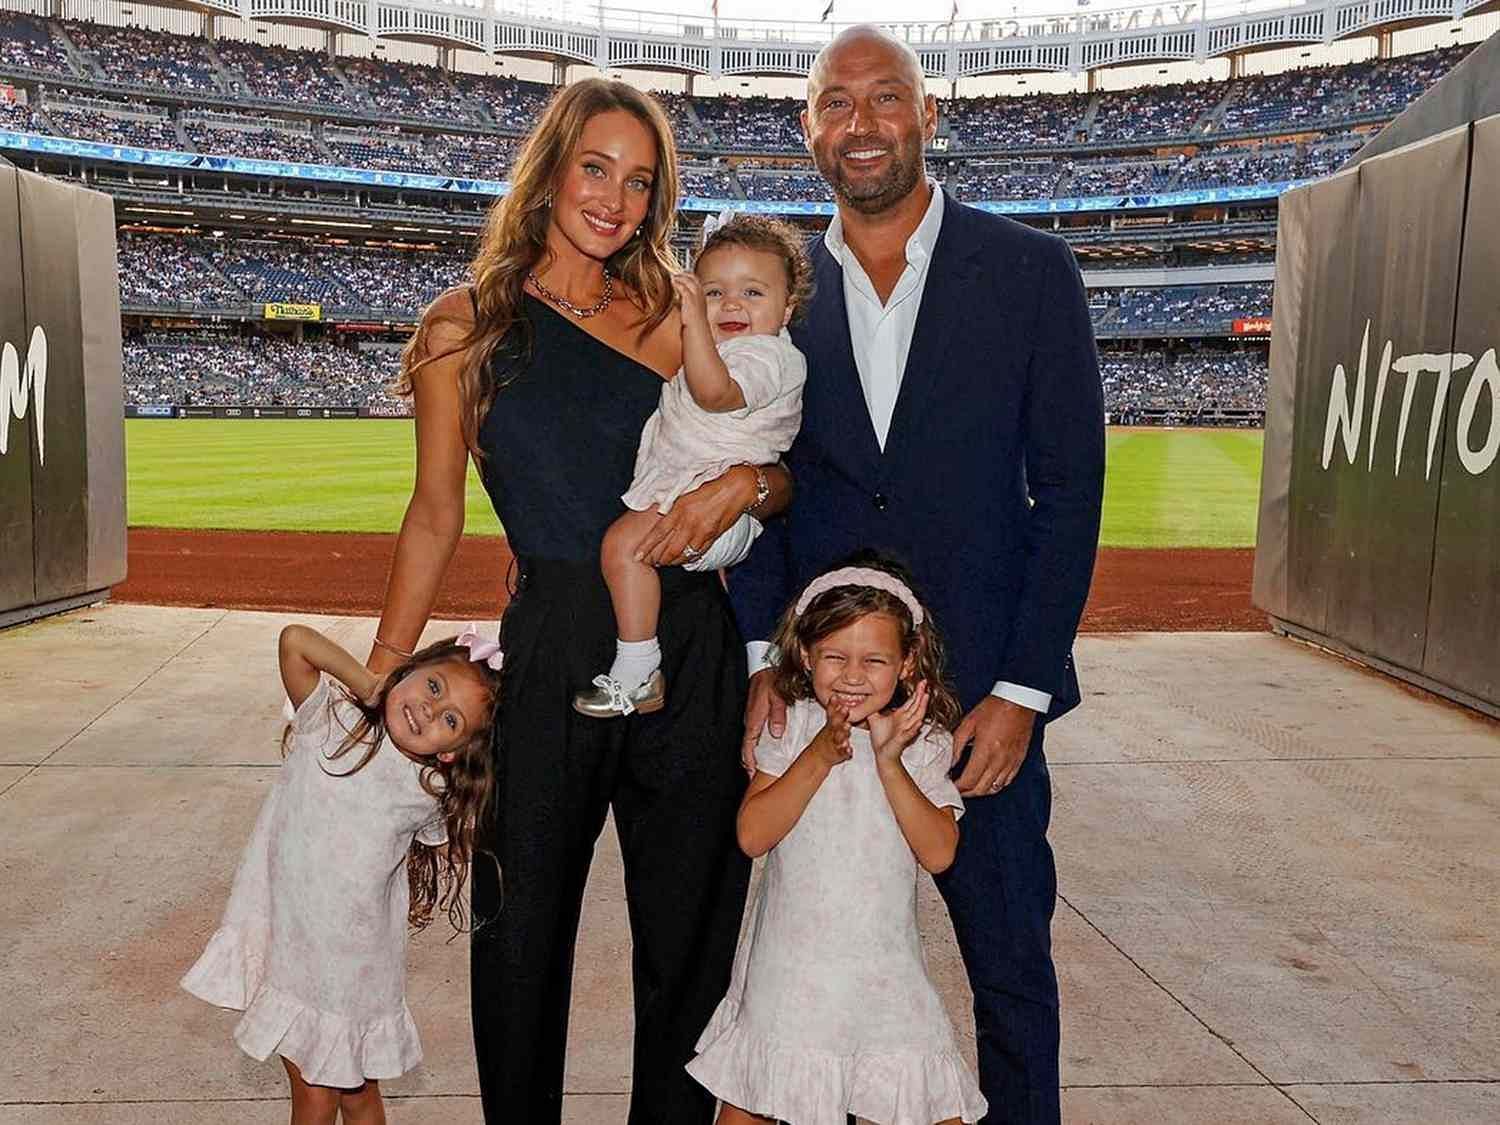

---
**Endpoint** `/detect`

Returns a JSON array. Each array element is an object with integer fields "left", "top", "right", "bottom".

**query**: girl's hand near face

[
  {"left": 670, "top": 272, "right": 710, "bottom": 333},
  {"left": 808, "top": 699, "right": 854, "bottom": 770},
  {"left": 360, "top": 672, "right": 389, "bottom": 709},
  {"left": 868, "top": 681, "right": 930, "bottom": 767}
]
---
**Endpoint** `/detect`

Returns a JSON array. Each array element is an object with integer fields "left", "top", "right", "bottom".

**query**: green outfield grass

[{"left": 124, "top": 420, "right": 1263, "bottom": 548}]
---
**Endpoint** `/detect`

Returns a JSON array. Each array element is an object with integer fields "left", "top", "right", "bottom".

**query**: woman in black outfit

[{"left": 367, "top": 80, "right": 790, "bottom": 1123}]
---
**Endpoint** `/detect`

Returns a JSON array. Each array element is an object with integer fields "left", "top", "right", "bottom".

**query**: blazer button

[{"left": 872, "top": 492, "right": 888, "bottom": 511}]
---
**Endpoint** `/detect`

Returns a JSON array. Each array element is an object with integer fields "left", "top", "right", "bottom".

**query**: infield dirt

[{"left": 113, "top": 529, "right": 1263, "bottom": 632}]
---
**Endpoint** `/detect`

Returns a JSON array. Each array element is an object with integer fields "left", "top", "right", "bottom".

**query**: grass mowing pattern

[
  {"left": 126, "top": 421, "right": 1264, "bottom": 548},
  {"left": 1101, "top": 428, "right": 1263, "bottom": 547},
  {"left": 126, "top": 420, "right": 503, "bottom": 535}
]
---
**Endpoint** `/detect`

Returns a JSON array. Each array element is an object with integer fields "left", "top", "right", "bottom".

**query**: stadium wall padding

[
  {"left": 0, "top": 162, "right": 35, "bottom": 613},
  {"left": 1425, "top": 113, "right": 1500, "bottom": 706},
  {"left": 0, "top": 166, "right": 124, "bottom": 623},
  {"left": 1254, "top": 108, "right": 1500, "bottom": 717}
]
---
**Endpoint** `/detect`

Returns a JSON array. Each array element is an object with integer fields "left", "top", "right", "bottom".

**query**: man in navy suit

[{"left": 729, "top": 25, "right": 1105, "bottom": 1124}]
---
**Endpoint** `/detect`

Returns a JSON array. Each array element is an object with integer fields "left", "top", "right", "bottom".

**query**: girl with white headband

[
  {"left": 687, "top": 553, "right": 988, "bottom": 1125},
  {"left": 182, "top": 624, "right": 504, "bottom": 1125}
]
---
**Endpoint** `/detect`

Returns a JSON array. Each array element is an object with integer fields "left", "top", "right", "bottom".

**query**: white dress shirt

[{"left": 747, "top": 180, "right": 1052, "bottom": 714}]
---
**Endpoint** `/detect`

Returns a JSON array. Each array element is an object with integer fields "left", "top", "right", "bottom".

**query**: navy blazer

[{"left": 728, "top": 193, "right": 1106, "bottom": 718}]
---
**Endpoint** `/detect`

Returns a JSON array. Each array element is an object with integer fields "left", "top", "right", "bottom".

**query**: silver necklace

[{"left": 529, "top": 270, "right": 614, "bottom": 318}]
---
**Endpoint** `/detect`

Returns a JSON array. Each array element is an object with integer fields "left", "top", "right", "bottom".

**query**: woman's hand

[
  {"left": 632, "top": 465, "right": 758, "bottom": 567},
  {"left": 868, "top": 681, "right": 930, "bottom": 768},
  {"left": 807, "top": 699, "right": 853, "bottom": 770}
]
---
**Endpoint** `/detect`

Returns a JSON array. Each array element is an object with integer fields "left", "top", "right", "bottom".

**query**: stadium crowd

[
  {"left": 120, "top": 328, "right": 1268, "bottom": 417},
  {"left": 181, "top": 114, "right": 327, "bottom": 165},
  {"left": 1099, "top": 348, "right": 1268, "bottom": 413},
  {"left": 115, "top": 231, "right": 467, "bottom": 315},
  {"left": 123, "top": 332, "right": 402, "bottom": 409},
  {"left": 0, "top": 11, "right": 1473, "bottom": 151},
  {"left": 41, "top": 96, "right": 178, "bottom": 148},
  {"left": 1098, "top": 282, "right": 1275, "bottom": 333}
]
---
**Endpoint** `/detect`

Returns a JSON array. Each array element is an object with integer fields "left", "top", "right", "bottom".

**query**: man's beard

[{"left": 815, "top": 136, "right": 924, "bottom": 215}]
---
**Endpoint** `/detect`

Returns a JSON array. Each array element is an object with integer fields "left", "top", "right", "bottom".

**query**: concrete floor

[{"left": 1, "top": 605, "right": 1497, "bottom": 1124}]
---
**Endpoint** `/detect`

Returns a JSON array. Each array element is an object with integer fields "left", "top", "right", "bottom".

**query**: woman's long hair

[
  {"left": 770, "top": 550, "right": 964, "bottom": 732},
  {"left": 396, "top": 78, "right": 681, "bottom": 459},
  {"left": 283, "top": 638, "right": 502, "bottom": 933}
]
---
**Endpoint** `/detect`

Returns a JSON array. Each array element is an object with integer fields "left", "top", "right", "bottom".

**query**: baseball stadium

[{"left": 2, "top": 0, "right": 1498, "bottom": 1120}]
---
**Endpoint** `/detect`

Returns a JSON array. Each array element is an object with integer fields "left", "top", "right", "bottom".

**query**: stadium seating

[
  {"left": 0, "top": 11, "right": 72, "bottom": 74},
  {"left": 42, "top": 94, "right": 180, "bottom": 148},
  {"left": 1099, "top": 348, "right": 1267, "bottom": 412},
  {"left": 120, "top": 326, "right": 1268, "bottom": 415},
  {"left": 214, "top": 39, "right": 362, "bottom": 109},
  {"left": 1064, "top": 158, "right": 1177, "bottom": 196},
  {"left": 1091, "top": 80, "right": 1221, "bottom": 142},
  {"left": 123, "top": 332, "right": 401, "bottom": 408},
  {"left": 183, "top": 114, "right": 328, "bottom": 165},
  {"left": 339, "top": 57, "right": 485, "bottom": 124},
  {"left": 943, "top": 91, "right": 1089, "bottom": 149},
  {"left": 693, "top": 95, "right": 804, "bottom": 150},
  {"left": 62, "top": 19, "right": 222, "bottom": 92},
  {"left": 1094, "top": 282, "right": 1274, "bottom": 333},
  {"left": 14, "top": 9, "right": 1466, "bottom": 426}
]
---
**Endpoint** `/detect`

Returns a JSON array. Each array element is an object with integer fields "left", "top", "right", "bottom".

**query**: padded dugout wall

[
  {"left": 0, "top": 163, "right": 124, "bottom": 626},
  {"left": 1253, "top": 107, "right": 1500, "bottom": 717}
]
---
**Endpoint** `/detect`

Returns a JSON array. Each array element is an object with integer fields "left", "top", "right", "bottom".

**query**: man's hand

[
  {"left": 633, "top": 466, "right": 756, "bottom": 567},
  {"left": 952, "top": 696, "right": 1038, "bottom": 797},
  {"left": 742, "top": 667, "right": 788, "bottom": 774}
]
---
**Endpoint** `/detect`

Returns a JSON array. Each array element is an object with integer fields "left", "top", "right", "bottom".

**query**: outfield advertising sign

[{"left": 264, "top": 302, "right": 322, "bottom": 322}]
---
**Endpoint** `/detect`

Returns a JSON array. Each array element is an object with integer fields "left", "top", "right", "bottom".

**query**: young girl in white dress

[
  {"left": 182, "top": 623, "right": 504, "bottom": 1125},
  {"left": 687, "top": 554, "right": 989, "bottom": 1125},
  {"left": 573, "top": 215, "right": 808, "bottom": 718}
]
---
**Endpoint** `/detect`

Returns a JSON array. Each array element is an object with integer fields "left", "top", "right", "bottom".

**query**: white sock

[{"left": 609, "top": 637, "right": 660, "bottom": 692}]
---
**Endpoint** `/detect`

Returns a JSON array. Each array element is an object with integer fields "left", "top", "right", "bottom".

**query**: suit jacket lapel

[
  {"left": 882, "top": 194, "right": 983, "bottom": 471},
  {"left": 808, "top": 243, "right": 883, "bottom": 477}
]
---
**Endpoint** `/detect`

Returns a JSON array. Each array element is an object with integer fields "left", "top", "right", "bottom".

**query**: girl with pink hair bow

[{"left": 183, "top": 623, "right": 503, "bottom": 1125}]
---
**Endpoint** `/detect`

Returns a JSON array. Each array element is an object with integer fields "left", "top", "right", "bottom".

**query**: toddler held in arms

[{"left": 574, "top": 214, "right": 808, "bottom": 718}]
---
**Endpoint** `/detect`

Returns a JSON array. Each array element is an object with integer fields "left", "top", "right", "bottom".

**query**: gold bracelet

[
  {"left": 373, "top": 635, "right": 414, "bottom": 660},
  {"left": 743, "top": 464, "right": 771, "bottom": 516}
]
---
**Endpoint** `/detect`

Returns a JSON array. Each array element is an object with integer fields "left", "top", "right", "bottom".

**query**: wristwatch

[{"left": 744, "top": 464, "right": 771, "bottom": 516}]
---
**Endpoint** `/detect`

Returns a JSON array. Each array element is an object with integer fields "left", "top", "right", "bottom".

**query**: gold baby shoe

[{"left": 572, "top": 670, "right": 667, "bottom": 718}]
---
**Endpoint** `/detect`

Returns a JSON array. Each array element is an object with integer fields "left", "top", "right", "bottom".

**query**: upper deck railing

[{"left": 125, "top": 0, "right": 1500, "bottom": 76}]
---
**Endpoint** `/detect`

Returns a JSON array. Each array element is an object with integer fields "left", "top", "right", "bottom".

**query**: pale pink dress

[
  {"left": 688, "top": 699, "right": 988, "bottom": 1125},
  {"left": 621, "top": 328, "right": 805, "bottom": 516},
  {"left": 181, "top": 677, "right": 447, "bottom": 1088}
]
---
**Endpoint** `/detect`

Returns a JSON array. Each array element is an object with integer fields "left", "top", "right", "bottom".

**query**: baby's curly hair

[{"left": 697, "top": 214, "right": 814, "bottom": 322}]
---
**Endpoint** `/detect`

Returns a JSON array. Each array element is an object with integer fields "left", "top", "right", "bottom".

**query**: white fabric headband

[{"left": 794, "top": 567, "right": 925, "bottom": 625}]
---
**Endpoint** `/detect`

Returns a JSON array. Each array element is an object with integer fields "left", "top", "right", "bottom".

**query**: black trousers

[
  {"left": 936, "top": 724, "right": 1060, "bottom": 1125},
  {"left": 471, "top": 558, "right": 752, "bottom": 1124}
]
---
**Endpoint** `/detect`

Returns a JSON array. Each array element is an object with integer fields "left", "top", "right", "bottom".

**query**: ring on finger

[{"left": 682, "top": 543, "right": 701, "bottom": 559}]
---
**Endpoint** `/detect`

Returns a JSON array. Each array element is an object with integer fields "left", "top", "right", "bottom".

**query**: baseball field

[{"left": 123, "top": 420, "right": 1264, "bottom": 549}]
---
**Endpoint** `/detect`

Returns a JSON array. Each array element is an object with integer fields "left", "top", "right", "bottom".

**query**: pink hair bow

[{"left": 457, "top": 624, "right": 504, "bottom": 671}]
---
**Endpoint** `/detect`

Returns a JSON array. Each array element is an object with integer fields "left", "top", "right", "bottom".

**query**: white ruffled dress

[
  {"left": 181, "top": 678, "right": 447, "bottom": 1088},
  {"left": 687, "top": 699, "right": 988, "bottom": 1125}
]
